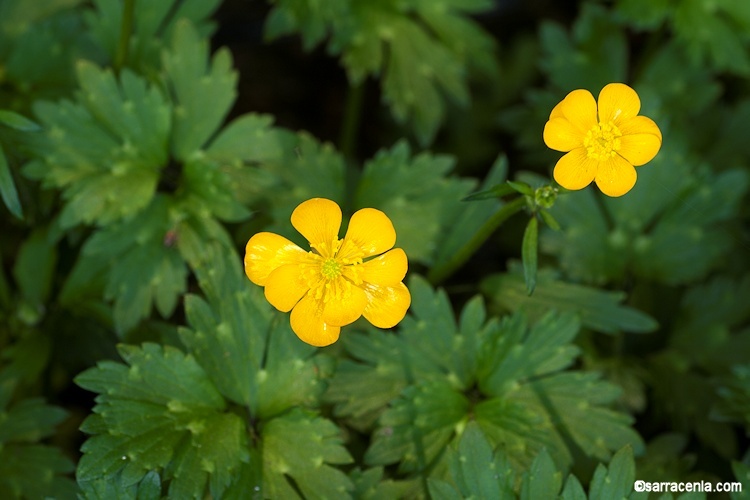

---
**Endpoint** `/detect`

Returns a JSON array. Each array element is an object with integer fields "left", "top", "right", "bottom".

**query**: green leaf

[
  {"left": 649, "top": 352, "right": 738, "bottom": 459},
  {"left": 427, "top": 422, "right": 516, "bottom": 500},
  {"left": 522, "top": 217, "right": 538, "bottom": 295},
  {"left": 206, "top": 113, "right": 286, "bottom": 164},
  {"left": 84, "top": 0, "right": 220, "bottom": 73},
  {"left": 78, "top": 470, "right": 162, "bottom": 500},
  {"left": 246, "top": 131, "right": 345, "bottom": 240},
  {"left": 543, "top": 137, "right": 749, "bottom": 287},
  {"left": 507, "top": 180, "right": 534, "bottom": 196},
  {"left": 355, "top": 141, "right": 475, "bottom": 264},
  {"left": 540, "top": 4, "right": 628, "bottom": 91},
  {"left": 351, "top": 466, "right": 421, "bottom": 500},
  {"left": 463, "top": 183, "right": 516, "bottom": 201},
  {"left": 539, "top": 209, "right": 560, "bottom": 231},
  {"left": 26, "top": 61, "right": 170, "bottom": 228},
  {"left": 714, "top": 364, "right": 750, "bottom": 432},
  {"left": 12, "top": 227, "right": 57, "bottom": 319},
  {"left": 0, "top": 332, "right": 51, "bottom": 387},
  {"left": 327, "top": 276, "right": 500, "bottom": 431},
  {"left": 0, "top": 0, "right": 83, "bottom": 38},
  {"left": 365, "top": 380, "right": 469, "bottom": 473},
  {"left": 588, "top": 446, "right": 635, "bottom": 500},
  {"left": 615, "top": 0, "right": 672, "bottom": 29},
  {"left": 673, "top": 0, "right": 750, "bottom": 74},
  {"left": 672, "top": 274, "right": 750, "bottom": 372},
  {"left": 266, "top": 0, "right": 497, "bottom": 143},
  {"left": 179, "top": 245, "right": 324, "bottom": 417},
  {"left": 0, "top": 397, "right": 68, "bottom": 443},
  {"left": 0, "top": 145, "right": 22, "bottom": 219},
  {"left": 520, "top": 449, "right": 563, "bottom": 500},
  {"left": 0, "top": 109, "right": 40, "bottom": 131},
  {"left": 76, "top": 343, "right": 247, "bottom": 498},
  {"left": 731, "top": 461, "right": 750, "bottom": 500},
  {"left": 78, "top": 196, "right": 187, "bottom": 335},
  {"left": 163, "top": 20, "right": 237, "bottom": 160},
  {"left": 481, "top": 268, "right": 658, "bottom": 334},
  {"left": 336, "top": 278, "right": 641, "bottom": 478},
  {"left": 262, "top": 409, "right": 353, "bottom": 499},
  {"left": 0, "top": 443, "right": 76, "bottom": 499},
  {"left": 179, "top": 157, "right": 251, "bottom": 222},
  {"left": 477, "top": 311, "right": 580, "bottom": 395}
]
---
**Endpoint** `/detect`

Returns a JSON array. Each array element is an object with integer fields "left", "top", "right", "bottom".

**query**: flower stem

[
  {"left": 114, "top": 0, "right": 135, "bottom": 73},
  {"left": 338, "top": 81, "right": 365, "bottom": 160},
  {"left": 427, "top": 197, "right": 526, "bottom": 285}
]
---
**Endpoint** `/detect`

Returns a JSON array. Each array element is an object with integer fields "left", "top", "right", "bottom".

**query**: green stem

[
  {"left": 427, "top": 197, "right": 526, "bottom": 285},
  {"left": 114, "top": 0, "right": 136, "bottom": 73},
  {"left": 338, "top": 81, "right": 364, "bottom": 160}
]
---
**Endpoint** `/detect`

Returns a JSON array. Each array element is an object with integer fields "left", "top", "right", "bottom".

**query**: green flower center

[
  {"left": 320, "top": 258, "right": 342, "bottom": 279},
  {"left": 584, "top": 121, "right": 622, "bottom": 160}
]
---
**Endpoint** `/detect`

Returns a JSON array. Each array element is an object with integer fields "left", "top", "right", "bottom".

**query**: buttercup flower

[
  {"left": 244, "top": 198, "right": 411, "bottom": 347},
  {"left": 543, "top": 83, "right": 662, "bottom": 197}
]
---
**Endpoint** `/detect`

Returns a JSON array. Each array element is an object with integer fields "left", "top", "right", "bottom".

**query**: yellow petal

[
  {"left": 340, "top": 207, "right": 396, "bottom": 258},
  {"left": 322, "top": 281, "right": 367, "bottom": 327},
  {"left": 291, "top": 198, "right": 342, "bottom": 252},
  {"left": 356, "top": 248, "right": 408, "bottom": 287},
  {"left": 290, "top": 295, "right": 341, "bottom": 347},
  {"left": 543, "top": 117, "right": 584, "bottom": 152},
  {"left": 558, "top": 89, "right": 597, "bottom": 134},
  {"left": 594, "top": 155, "right": 637, "bottom": 197},
  {"left": 244, "top": 232, "right": 306, "bottom": 286},
  {"left": 618, "top": 115, "right": 662, "bottom": 141},
  {"left": 618, "top": 133, "right": 662, "bottom": 166},
  {"left": 362, "top": 282, "right": 411, "bottom": 329},
  {"left": 597, "top": 83, "right": 640, "bottom": 125},
  {"left": 552, "top": 148, "right": 598, "bottom": 191},
  {"left": 549, "top": 100, "right": 565, "bottom": 119},
  {"left": 264, "top": 263, "right": 310, "bottom": 312}
]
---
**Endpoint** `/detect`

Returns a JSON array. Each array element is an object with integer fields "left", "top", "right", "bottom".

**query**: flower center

[
  {"left": 584, "top": 121, "right": 622, "bottom": 160},
  {"left": 321, "top": 258, "right": 342, "bottom": 279}
]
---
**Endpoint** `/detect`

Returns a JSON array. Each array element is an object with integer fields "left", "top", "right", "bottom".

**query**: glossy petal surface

[
  {"left": 291, "top": 198, "right": 341, "bottom": 253},
  {"left": 290, "top": 296, "right": 341, "bottom": 347},
  {"left": 362, "top": 282, "right": 411, "bottom": 329},
  {"left": 244, "top": 232, "right": 306, "bottom": 286},
  {"left": 553, "top": 148, "right": 598, "bottom": 191},
  {"left": 598, "top": 83, "right": 640, "bottom": 124},
  {"left": 595, "top": 155, "right": 637, "bottom": 197}
]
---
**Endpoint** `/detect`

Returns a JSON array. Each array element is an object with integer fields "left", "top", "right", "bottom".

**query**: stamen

[{"left": 584, "top": 121, "right": 622, "bottom": 160}]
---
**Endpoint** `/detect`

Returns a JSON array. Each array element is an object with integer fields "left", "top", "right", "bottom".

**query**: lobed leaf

[
  {"left": 262, "top": 409, "right": 353, "bottom": 499},
  {"left": 481, "top": 269, "right": 658, "bottom": 335},
  {"left": 76, "top": 342, "right": 247, "bottom": 498}
]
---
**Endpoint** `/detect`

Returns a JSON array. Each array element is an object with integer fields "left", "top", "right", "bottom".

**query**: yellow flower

[
  {"left": 244, "top": 198, "right": 411, "bottom": 347},
  {"left": 543, "top": 83, "right": 662, "bottom": 197}
]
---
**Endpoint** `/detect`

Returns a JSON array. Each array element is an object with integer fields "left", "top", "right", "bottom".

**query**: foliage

[{"left": 1, "top": 0, "right": 748, "bottom": 498}]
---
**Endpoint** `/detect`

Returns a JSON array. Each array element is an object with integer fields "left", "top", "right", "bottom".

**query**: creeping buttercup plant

[{"left": 1, "top": 0, "right": 749, "bottom": 498}]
